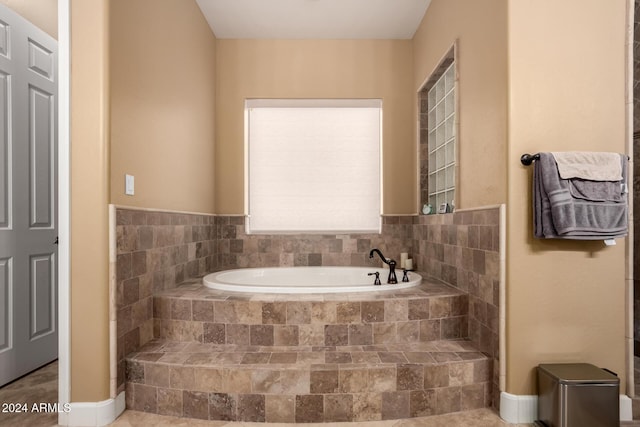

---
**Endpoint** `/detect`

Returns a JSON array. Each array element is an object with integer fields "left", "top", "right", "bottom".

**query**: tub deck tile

[
  {"left": 129, "top": 339, "right": 487, "bottom": 368},
  {"left": 125, "top": 274, "right": 491, "bottom": 423}
]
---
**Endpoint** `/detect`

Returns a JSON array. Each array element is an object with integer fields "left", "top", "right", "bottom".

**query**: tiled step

[
  {"left": 633, "top": 396, "right": 640, "bottom": 420},
  {"left": 125, "top": 339, "right": 491, "bottom": 422},
  {"left": 152, "top": 280, "right": 469, "bottom": 347}
]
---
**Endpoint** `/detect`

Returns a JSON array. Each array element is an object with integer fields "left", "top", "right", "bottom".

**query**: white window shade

[{"left": 246, "top": 99, "right": 382, "bottom": 233}]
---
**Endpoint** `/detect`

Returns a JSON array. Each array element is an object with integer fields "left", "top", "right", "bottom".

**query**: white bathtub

[{"left": 203, "top": 266, "right": 422, "bottom": 294}]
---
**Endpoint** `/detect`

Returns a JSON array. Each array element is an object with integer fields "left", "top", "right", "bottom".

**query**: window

[
  {"left": 246, "top": 99, "right": 382, "bottom": 233},
  {"left": 427, "top": 61, "right": 456, "bottom": 210}
]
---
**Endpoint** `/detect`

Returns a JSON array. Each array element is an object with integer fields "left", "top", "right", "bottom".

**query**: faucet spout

[
  {"left": 369, "top": 248, "right": 389, "bottom": 265},
  {"left": 368, "top": 248, "right": 398, "bottom": 284}
]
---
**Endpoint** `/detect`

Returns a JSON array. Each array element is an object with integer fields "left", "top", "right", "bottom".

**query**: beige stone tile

[
  {"left": 339, "top": 368, "right": 368, "bottom": 393},
  {"left": 0, "top": 361, "right": 58, "bottom": 427},
  {"left": 336, "top": 301, "right": 361, "bottom": 323},
  {"left": 385, "top": 300, "right": 409, "bottom": 322},
  {"left": 397, "top": 321, "right": 420, "bottom": 342},
  {"left": 449, "top": 362, "right": 475, "bottom": 386},
  {"left": 352, "top": 392, "right": 383, "bottom": 422},
  {"left": 298, "top": 324, "right": 325, "bottom": 346},
  {"left": 222, "top": 368, "right": 252, "bottom": 393},
  {"left": 312, "top": 301, "right": 337, "bottom": 324},
  {"left": 286, "top": 301, "right": 311, "bottom": 324},
  {"left": 273, "top": 325, "right": 299, "bottom": 346},
  {"left": 106, "top": 410, "right": 227, "bottom": 426},
  {"left": 192, "top": 367, "right": 223, "bottom": 392},
  {"left": 369, "top": 366, "right": 397, "bottom": 392},
  {"left": 265, "top": 394, "right": 295, "bottom": 423}
]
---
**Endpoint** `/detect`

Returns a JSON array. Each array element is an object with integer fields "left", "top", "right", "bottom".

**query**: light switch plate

[{"left": 125, "top": 174, "right": 134, "bottom": 196}]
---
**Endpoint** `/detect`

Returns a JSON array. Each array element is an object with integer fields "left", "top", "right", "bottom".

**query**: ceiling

[{"left": 195, "top": 0, "right": 432, "bottom": 40}]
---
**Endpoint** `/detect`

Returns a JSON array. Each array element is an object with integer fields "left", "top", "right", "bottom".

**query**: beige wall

[
  {"left": 215, "top": 39, "right": 414, "bottom": 214},
  {"left": 70, "top": 0, "right": 110, "bottom": 401},
  {"left": 414, "top": 0, "right": 629, "bottom": 397},
  {"left": 66, "top": 0, "right": 630, "bottom": 404},
  {"left": 0, "top": 0, "right": 57, "bottom": 39},
  {"left": 506, "top": 0, "right": 628, "bottom": 394},
  {"left": 110, "top": 0, "right": 216, "bottom": 214},
  {"left": 69, "top": 0, "right": 217, "bottom": 403},
  {"left": 3, "top": 0, "right": 107, "bottom": 403},
  {"left": 412, "top": 0, "right": 508, "bottom": 209}
]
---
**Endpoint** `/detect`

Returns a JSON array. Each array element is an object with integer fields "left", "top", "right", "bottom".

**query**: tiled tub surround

[
  {"left": 116, "top": 208, "right": 217, "bottom": 393},
  {"left": 412, "top": 208, "right": 502, "bottom": 408},
  {"left": 126, "top": 279, "right": 491, "bottom": 422},
  {"left": 116, "top": 205, "right": 503, "bottom": 416},
  {"left": 115, "top": 210, "right": 414, "bottom": 393},
  {"left": 152, "top": 279, "right": 468, "bottom": 347}
]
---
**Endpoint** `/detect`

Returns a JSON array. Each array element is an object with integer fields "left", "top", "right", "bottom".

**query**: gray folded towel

[{"left": 533, "top": 152, "right": 628, "bottom": 240}]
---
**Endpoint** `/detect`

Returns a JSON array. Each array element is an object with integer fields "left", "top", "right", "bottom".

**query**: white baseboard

[
  {"left": 500, "top": 392, "right": 537, "bottom": 423},
  {"left": 58, "top": 392, "right": 125, "bottom": 426},
  {"left": 620, "top": 394, "right": 633, "bottom": 421},
  {"left": 500, "top": 392, "right": 632, "bottom": 423}
]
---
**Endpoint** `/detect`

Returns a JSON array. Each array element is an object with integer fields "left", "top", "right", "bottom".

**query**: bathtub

[{"left": 203, "top": 266, "right": 422, "bottom": 294}]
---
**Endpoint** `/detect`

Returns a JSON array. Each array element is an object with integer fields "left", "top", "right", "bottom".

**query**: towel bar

[
  {"left": 520, "top": 153, "right": 540, "bottom": 166},
  {"left": 521, "top": 152, "right": 629, "bottom": 166}
]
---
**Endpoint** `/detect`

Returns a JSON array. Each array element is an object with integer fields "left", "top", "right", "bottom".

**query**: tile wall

[
  {"left": 115, "top": 208, "right": 217, "bottom": 393},
  {"left": 115, "top": 206, "right": 502, "bottom": 408},
  {"left": 412, "top": 207, "right": 502, "bottom": 408},
  {"left": 214, "top": 216, "right": 414, "bottom": 271},
  {"left": 152, "top": 281, "right": 468, "bottom": 347}
]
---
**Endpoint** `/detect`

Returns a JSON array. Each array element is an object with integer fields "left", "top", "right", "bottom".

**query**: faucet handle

[
  {"left": 402, "top": 269, "right": 411, "bottom": 282},
  {"left": 368, "top": 272, "right": 381, "bottom": 286}
]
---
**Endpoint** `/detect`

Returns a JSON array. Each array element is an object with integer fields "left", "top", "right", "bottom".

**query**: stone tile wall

[
  {"left": 116, "top": 207, "right": 502, "bottom": 408},
  {"left": 412, "top": 207, "right": 501, "bottom": 408},
  {"left": 214, "top": 216, "right": 415, "bottom": 270},
  {"left": 126, "top": 339, "right": 491, "bottom": 422},
  {"left": 115, "top": 208, "right": 216, "bottom": 393},
  {"left": 116, "top": 210, "right": 413, "bottom": 393},
  {"left": 152, "top": 281, "right": 468, "bottom": 347}
]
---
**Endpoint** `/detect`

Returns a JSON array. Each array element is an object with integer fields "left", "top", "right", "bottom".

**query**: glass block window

[{"left": 427, "top": 62, "right": 456, "bottom": 210}]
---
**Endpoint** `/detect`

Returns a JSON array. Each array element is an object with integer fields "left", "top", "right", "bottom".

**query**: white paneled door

[{"left": 0, "top": 4, "right": 58, "bottom": 386}]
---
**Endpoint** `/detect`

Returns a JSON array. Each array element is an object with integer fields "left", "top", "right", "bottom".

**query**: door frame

[
  {"left": 57, "top": 3, "right": 124, "bottom": 425},
  {"left": 625, "top": 0, "right": 635, "bottom": 402},
  {"left": 57, "top": 0, "right": 70, "bottom": 422}
]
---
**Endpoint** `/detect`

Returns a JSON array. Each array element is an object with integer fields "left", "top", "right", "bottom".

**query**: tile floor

[
  {"left": 108, "top": 408, "right": 533, "bottom": 427},
  {"left": 106, "top": 357, "right": 634, "bottom": 427},
  {"left": 0, "top": 360, "right": 58, "bottom": 427},
  {"left": 0, "top": 361, "right": 527, "bottom": 426},
  {"left": 4, "top": 360, "right": 640, "bottom": 426}
]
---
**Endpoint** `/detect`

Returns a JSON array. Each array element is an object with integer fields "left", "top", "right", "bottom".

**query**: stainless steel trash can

[{"left": 536, "top": 363, "right": 619, "bottom": 427}]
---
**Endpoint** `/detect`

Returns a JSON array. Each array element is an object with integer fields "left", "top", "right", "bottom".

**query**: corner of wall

[
  {"left": 70, "top": 0, "right": 111, "bottom": 403},
  {"left": 61, "top": 392, "right": 125, "bottom": 427}
]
